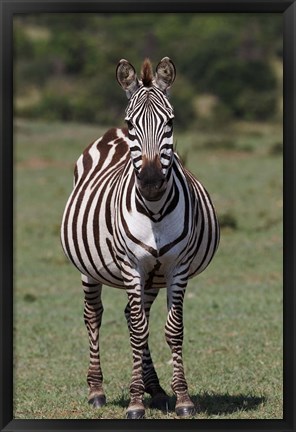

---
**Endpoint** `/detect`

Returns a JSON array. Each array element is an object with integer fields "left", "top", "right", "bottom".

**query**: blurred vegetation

[{"left": 14, "top": 13, "right": 282, "bottom": 129}]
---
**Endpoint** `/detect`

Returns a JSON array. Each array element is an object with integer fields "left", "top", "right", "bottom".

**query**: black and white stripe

[{"left": 61, "top": 58, "right": 219, "bottom": 418}]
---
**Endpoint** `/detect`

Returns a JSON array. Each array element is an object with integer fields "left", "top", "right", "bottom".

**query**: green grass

[{"left": 14, "top": 118, "right": 283, "bottom": 419}]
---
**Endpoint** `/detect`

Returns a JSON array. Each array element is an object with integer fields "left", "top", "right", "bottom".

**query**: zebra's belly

[
  {"left": 61, "top": 209, "right": 169, "bottom": 288},
  {"left": 62, "top": 215, "right": 183, "bottom": 290},
  {"left": 62, "top": 214, "right": 217, "bottom": 290},
  {"left": 61, "top": 216, "right": 124, "bottom": 287}
]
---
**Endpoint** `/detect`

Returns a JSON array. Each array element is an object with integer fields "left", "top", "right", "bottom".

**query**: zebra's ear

[
  {"left": 116, "top": 59, "right": 140, "bottom": 99},
  {"left": 155, "top": 57, "right": 176, "bottom": 92}
]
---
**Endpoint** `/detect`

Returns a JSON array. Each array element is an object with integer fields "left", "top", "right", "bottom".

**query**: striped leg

[
  {"left": 165, "top": 280, "right": 195, "bottom": 417},
  {"left": 82, "top": 276, "right": 106, "bottom": 408},
  {"left": 125, "top": 287, "right": 169, "bottom": 412},
  {"left": 125, "top": 283, "right": 149, "bottom": 419}
]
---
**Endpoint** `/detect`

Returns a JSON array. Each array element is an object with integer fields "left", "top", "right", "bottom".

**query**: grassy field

[{"left": 14, "top": 118, "right": 283, "bottom": 419}]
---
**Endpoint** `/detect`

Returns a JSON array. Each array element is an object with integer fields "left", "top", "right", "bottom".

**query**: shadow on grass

[
  {"left": 192, "top": 393, "right": 266, "bottom": 415},
  {"left": 110, "top": 392, "right": 266, "bottom": 416}
]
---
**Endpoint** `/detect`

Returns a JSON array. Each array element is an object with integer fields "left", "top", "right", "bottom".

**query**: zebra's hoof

[
  {"left": 88, "top": 394, "right": 106, "bottom": 408},
  {"left": 150, "top": 394, "right": 170, "bottom": 413},
  {"left": 175, "top": 404, "right": 196, "bottom": 417},
  {"left": 126, "top": 408, "right": 145, "bottom": 419}
]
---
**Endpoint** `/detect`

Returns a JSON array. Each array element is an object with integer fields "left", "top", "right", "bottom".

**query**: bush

[
  {"left": 14, "top": 14, "right": 282, "bottom": 125},
  {"left": 171, "top": 76, "right": 196, "bottom": 130},
  {"left": 205, "top": 59, "right": 277, "bottom": 120},
  {"left": 31, "top": 93, "right": 73, "bottom": 122}
]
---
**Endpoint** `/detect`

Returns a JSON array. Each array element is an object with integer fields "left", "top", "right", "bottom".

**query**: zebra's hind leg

[
  {"left": 165, "top": 282, "right": 196, "bottom": 417},
  {"left": 125, "top": 287, "right": 169, "bottom": 414},
  {"left": 82, "top": 275, "right": 106, "bottom": 409}
]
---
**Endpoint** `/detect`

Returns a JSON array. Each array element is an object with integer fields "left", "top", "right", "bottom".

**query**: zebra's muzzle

[
  {"left": 138, "top": 180, "right": 167, "bottom": 201},
  {"left": 136, "top": 158, "right": 167, "bottom": 201}
]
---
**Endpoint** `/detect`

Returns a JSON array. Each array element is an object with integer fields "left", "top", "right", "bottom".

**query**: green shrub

[
  {"left": 205, "top": 59, "right": 277, "bottom": 120},
  {"left": 14, "top": 14, "right": 282, "bottom": 125},
  {"left": 32, "top": 93, "right": 73, "bottom": 122},
  {"left": 170, "top": 75, "right": 196, "bottom": 129}
]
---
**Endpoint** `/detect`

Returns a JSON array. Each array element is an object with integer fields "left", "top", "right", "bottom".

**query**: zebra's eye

[
  {"left": 126, "top": 120, "right": 134, "bottom": 130},
  {"left": 166, "top": 119, "right": 173, "bottom": 128}
]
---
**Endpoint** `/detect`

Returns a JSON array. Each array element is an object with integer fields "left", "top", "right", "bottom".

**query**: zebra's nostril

[{"left": 154, "top": 180, "right": 164, "bottom": 190}]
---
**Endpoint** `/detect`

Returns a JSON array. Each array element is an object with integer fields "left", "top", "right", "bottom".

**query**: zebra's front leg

[
  {"left": 125, "top": 284, "right": 149, "bottom": 419},
  {"left": 82, "top": 276, "right": 106, "bottom": 409},
  {"left": 165, "top": 281, "right": 195, "bottom": 417},
  {"left": 125, "top": 287, "right": 169, "bottom": 412}
]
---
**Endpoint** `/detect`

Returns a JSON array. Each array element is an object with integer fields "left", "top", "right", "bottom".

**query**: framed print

[{"left": 1, "top": 1, "right": 295, "bottom": 431}]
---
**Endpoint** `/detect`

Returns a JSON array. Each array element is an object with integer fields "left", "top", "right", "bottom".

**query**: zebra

[{"left": 61, "top": 57, "right": 219, "bottom": 419}]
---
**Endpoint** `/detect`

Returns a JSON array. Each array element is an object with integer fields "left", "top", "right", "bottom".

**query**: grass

[{"left": 14, "top": 118, "right": 283, "bottom": 419}]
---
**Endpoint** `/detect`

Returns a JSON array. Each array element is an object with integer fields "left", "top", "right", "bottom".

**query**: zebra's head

[{"left": 116, "top": 57, "right": 176, "bottom": 201}]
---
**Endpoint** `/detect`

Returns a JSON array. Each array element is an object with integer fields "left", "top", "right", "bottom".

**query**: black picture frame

[{"left": 1, "top": 1, "right": 295, "bottom": 431}]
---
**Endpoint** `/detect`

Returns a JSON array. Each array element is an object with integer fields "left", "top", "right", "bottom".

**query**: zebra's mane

[{"left": 141, "top": 58, "right": 153, "bottom": 87}]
